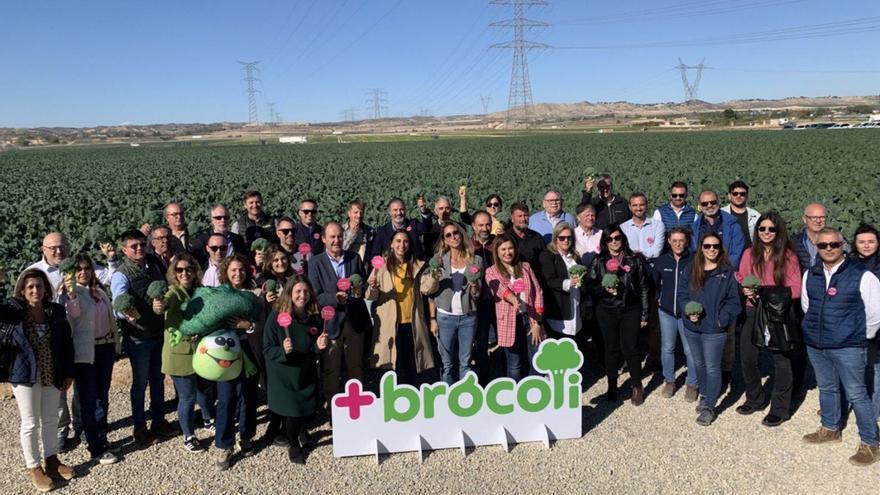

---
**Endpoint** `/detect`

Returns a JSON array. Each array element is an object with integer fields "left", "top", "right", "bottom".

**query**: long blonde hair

[{"left": 433, "top": 221, "right": 474, "bottom": 264}]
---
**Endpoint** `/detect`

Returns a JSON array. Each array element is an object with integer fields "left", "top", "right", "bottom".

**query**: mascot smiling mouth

[{"left": 199, "top": 346, "right": 239, "bottom": 369}]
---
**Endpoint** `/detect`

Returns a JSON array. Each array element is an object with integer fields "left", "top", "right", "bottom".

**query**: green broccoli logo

[{"left": 533, "top": 339, "right": 584, "bottom": 408}]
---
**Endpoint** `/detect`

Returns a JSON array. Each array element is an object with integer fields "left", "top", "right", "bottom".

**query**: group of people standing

[{"left": 2, "top": 176, "right": 879, "bottom": 492}]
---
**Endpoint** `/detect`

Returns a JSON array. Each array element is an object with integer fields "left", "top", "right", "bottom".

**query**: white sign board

[{"left": 331, "top": 338, "right": 583, "bottom": 459}]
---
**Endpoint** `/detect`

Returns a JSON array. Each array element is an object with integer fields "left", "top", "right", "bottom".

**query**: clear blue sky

[{"left": 2, "top": 0, "right": 878, "bottom": 127}]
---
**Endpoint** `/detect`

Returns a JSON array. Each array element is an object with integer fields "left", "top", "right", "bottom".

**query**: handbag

[{"left": 751, "top": 285, "right": 800, "bottom": 352}]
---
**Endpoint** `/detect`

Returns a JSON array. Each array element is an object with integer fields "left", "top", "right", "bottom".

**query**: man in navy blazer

[
  {"left": 308, "top": 222, "right": 371, "bottom": 404},
  {"left": 366, "top": 197, "right": 434, "bottom": 263}
]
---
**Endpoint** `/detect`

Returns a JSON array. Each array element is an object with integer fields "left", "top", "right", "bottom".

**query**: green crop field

[{"left": 1, "top": 130, "right": 878, "bottom": 290}]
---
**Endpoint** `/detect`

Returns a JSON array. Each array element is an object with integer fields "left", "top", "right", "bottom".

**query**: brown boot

[
  {"left": 802, "top": 427, "right": 842, "bottom": 444},
  {"left": 44, "top": 455, "right": 75, "bottom": 481},
  {"left": 631, "top": 385, "right": 645, "bottom": 406},
  {"left": 28, "top": 466, "right": 54, "bottom": 492},
  {"left": 134, "top": 427, "right": 159, "bottom": 447},
  {"left": 849, "top": 443, "right": 880, "bottom": 466}
]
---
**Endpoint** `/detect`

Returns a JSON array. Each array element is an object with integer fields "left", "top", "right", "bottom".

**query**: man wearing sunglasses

[
  {"left": 653, "top": 181, "right": 696, "bottom": 235},
  {"left": 27, "top": 232, "right": 117, "bottom": 298},
  {"left": 110, "top": 229, "right": 175, "bottom": 447},
  {"left": 691, "top": 190, "right": 746, "bottom": 268},
  {"left": 721, "top": 181, "right": 759, "bottom": 248},
  {"left": 294, "top": 199, "right": 324, "bottom": 256},
  {"left": 801, "top": 227, "right": 880, "bottom": 466},
  {"left": 794, "top": 203, "right": 849, "bottom": 273},
  {"left": 581, "top": 174, "right": 630, "bottom": 231},
  {"left": 275, "top": 217, "right": 308, "bottom": 275},
  {"left": 192, "top": 204, "right": 247, "bottom": 268},
  {"left": 200, "top": 233, "right": 228, "bottom": 287}
]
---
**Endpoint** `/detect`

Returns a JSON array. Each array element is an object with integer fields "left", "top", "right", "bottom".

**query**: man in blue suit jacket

[
  {"left": 308, "top": 222, "right": 372, "bottom": 404},
  {"left": 366, "top": 197, "right": 434, "bottom": 263},
  {"left": 690, "top": 190, "right": 746, "bottom": 268}
]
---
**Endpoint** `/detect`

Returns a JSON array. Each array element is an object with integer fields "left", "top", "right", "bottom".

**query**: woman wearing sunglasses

[
  {"left": 678, "top": 233, "right": 742, "bottom": 426},
  {"left": 459, "top": 193, "right": 506, "bottom": 235},
  {"left": 428, "top": 222, "right": 483, "bottom": 385},
  {"left": 153, "top": 254, "right": 215, "bottom": 453},
  {"left": 587, "top": 224, "right": 649, "bottom": 405},
  {"left": 736, "top": 212, "right": 802, "bottom": 427},
  {"left": 538, "top": 223, "right": 586, "bottom": 340}
]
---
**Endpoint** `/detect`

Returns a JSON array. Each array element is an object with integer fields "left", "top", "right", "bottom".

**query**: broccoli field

[{"left": 1, "top": 130, "right": 878, "bottom": 290}]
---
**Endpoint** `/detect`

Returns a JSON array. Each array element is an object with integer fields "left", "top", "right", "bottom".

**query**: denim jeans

[
  {"left": 808, "top": 346, "right": 879, "bottom": 446},
  {"left": 436, "top": 312, "right": 477, "bottom": 385},
  {"left": 870, "top": 363, "right": 880, "bottom": 421},
  {"left": 171, "top": 374, "right": 216, "bottom": 438},
  {"left": 683, "top": 328, "right": 728, "bottom": 410},
  {"left": 123, "top": 335, "right": 165, "bottom": 429},
  {"left": 73, "top": 344, "right": 116, "bottom": 457},
  {"left": 215, "top": 377, "right": 239, "bottom": 450},
  {"left": 504, "top": 314, "right": 539, "bottom": 381},
  {"left": 658, "top": 310, "right": 697, "bottom": 387}
]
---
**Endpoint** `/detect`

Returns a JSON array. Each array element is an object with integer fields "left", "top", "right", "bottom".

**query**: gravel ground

[{"left": 0, "top": 361, "right": 877, "bottom": 494}]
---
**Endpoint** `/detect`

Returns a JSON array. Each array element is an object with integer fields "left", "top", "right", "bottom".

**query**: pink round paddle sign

[
  {"left": 371, "top": 256, "right": 386, "bottom": 270},
  {"left": 298, "top": 243, "right": 312, "bottom": 256},
  {"left": 321, "top": 306, "right": 336, "bottom": 321},
  {"left": 337, "top": 277, "right": 352, "bottom": 291},
  {"left": 276, "top": 312, "right": 292, "bottom": 327},
  {"left": 605, "top": 258, "right": 620, "bottom": 272},
  {"left": 511, "top": 279, "right": 526, "bottom": 294}
]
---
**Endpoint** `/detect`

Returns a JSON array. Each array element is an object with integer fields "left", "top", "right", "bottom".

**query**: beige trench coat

[{"left": 366, "top": 259, "right": 439, "bottom": 373}]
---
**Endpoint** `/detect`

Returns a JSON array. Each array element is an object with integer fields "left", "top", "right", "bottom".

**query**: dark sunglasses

[
  {"left": 700, "top": 200, "right": 719, "bottom": 207},
  {"left": 207, "top": 245, "right": 224, "bottom": 252},
  {"left": 300, "top": 209, "right": 317, "bottom": 215},
  {"left": 702, "top": 243, "right": 721, "bottom": 250},
  {"left": 175, "top": 266, "right": 194, "bottom": 274},
  {"left": 607, "top": 234, "right": 623, "bottom": 242},
  {"left": 444, "top": 231, "right": 461, "bottom": 239},
  {"left": 212, "top": 215, "right": 229, "bottom": 220},
  {"left": 486, "top": 202, "right": 501, "bottom": 207},
  {"left": 758, "top": 226, "right": 777, "bottom": 233},
  {"left": 730, "top": 191, "right": 748, "bottom": 197},
  {"left": 278, "top": 228, "right": 294, "bottom": 236},
  {"left": 671, "top": 194, "right": 686, "bottom": 199},
  {"left": 557, "top": 235, "right": 573, "bottom": 241},
  {"left": 816, "top": 242, "right": 843, "bottom": 250}
]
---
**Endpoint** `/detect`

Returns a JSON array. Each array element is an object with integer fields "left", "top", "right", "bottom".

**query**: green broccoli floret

[{"left": 685, "top": 301, "right": 704, "bottom": 316}]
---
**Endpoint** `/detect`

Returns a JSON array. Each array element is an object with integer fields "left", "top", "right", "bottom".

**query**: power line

[
  {"left": 491, "top": 0, "right": 549, "bottom": 124},
  {"left": 554, "top": 16, "right": 880, "bottom": 50},
  {"left": 558, "top": 0, "right": 807, "bottom": 26},
  {"left": 238, "top": 61, "right": 261, "bottom": 124}
]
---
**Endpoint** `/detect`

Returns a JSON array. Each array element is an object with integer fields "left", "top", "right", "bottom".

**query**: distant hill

[{"left": 1, "top": 95, "right": 877, "bottom": 148}]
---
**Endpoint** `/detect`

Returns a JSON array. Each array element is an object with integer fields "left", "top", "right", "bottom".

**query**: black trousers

[
  {"left": 596, "top": 305, "right": 642, "bottom": 392},
  {"left": 740, "top": 307, "right": 793, "bottom": 419},
  {"left": 285, "top": 415, "right": 309, "bottom": 447}
]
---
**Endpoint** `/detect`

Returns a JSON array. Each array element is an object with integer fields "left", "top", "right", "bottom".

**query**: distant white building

[{"left": 279, "top": 136, "right": 308, "bottom": 144}]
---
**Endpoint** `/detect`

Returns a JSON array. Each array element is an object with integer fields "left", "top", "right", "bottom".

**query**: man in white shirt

[
  {"left": 620, "top": 193, "right": 665, "bottom": 262},
  {"left": 27, "top": 232, "right": 116, "bottom": 297},
  {"left": 800, "top": 228, "right": 880, "bottom": 466}
]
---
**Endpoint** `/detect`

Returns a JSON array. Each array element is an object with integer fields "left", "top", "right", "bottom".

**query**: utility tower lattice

[
  {"left": 341, "top": 107, "right": 359, "bottom": 122},
  {"left": 365, "top": 88, "right": 388, "bottom": 119},
  {"left": 491, "top": 0, "right": 549, "bottom": 125},
  {"left": 480, "top": 95, "right": 492, "bottom": 115},
  {"left": 675, "top": 58, "right": 710, "bottom": 102},
  {"left": 238, "top": 61, "right": 261, "bottom": 124},
  {"left": 266, "top": 102, "right": 278, "bottom": 125}
]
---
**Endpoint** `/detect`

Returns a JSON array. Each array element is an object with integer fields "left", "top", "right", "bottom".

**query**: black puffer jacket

[{"left": 587, "top": 252, "right": 650, "bottom": 321}]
